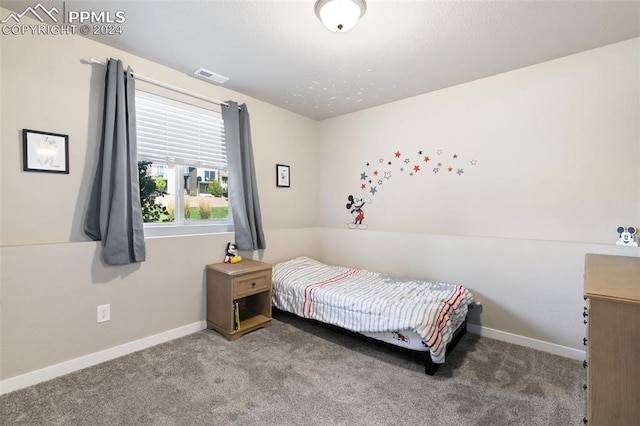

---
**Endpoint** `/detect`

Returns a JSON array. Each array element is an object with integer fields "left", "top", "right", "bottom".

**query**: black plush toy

[{"left": 224, "top": 242, "right": 242, "bottom": 263}]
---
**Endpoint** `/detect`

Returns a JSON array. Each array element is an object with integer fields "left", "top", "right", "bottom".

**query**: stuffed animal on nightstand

[
  {"left": 616, "top": 226, "right": 638, "bottom": 246},
  {"left": 224, "top": 242, "right": 243, "bottom": 263}
]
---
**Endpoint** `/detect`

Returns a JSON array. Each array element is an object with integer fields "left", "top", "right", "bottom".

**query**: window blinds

[{"left": 135, "top": 90, "right": 226, "bottom": 169}]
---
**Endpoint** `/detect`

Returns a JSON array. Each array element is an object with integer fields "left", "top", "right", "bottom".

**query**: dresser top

[
  {"left": 206, "top": 258, "right": 272, "bottom": 276},
  {"left": 584, "top": 253, "right": 640, "bottom": 304}
]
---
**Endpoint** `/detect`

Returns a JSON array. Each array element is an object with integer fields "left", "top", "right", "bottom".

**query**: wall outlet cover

[{"left": 97, "top": 304, "right": 110, "bottom": 323}]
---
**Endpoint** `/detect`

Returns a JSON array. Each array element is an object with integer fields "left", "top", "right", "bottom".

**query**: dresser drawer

[{"left": 234, "top": 272, "right": 270, "bottom": 298}]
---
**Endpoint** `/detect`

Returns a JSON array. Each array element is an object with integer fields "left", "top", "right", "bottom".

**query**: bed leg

[
  {"left": 424, "top": 317, "right": 468, "bottom": 375},
  {"left": 424, "top": 358, "right": 439, "bottom": 376}
]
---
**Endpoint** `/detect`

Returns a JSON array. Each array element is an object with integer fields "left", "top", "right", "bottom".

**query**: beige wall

[
  {"left": 0, "top": 14, "right": 319, "bottom": 245},
  {"left": 0, "top": 9, "right": 319, "bottom": 380},
  {"left": 318, "top": 38, "right": 640, "bottom": 350}
]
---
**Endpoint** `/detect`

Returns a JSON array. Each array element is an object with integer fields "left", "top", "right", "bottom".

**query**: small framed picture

[
  {"left": 22, "top": 129, "right": 69, "bottom": 174},
  {"left": 276, "top": 164, "right": 290, "bottom": 187}
]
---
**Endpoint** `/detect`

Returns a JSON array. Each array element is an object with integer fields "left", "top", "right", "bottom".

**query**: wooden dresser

[
  {"left": 583, "top": 254, "right": 640, "bottom": 425},
  {"left": 206, "top": 259, "right": 272, "bottom": 341}
]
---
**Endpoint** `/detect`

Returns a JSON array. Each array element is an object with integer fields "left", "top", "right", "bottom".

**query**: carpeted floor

[{"left": 1, "top": 312, "right": 585, "bottom": 425}]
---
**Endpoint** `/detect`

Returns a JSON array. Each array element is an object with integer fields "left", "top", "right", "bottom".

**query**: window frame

[{"left": 135, "top": 90, "right": 232, "bottom": 238}]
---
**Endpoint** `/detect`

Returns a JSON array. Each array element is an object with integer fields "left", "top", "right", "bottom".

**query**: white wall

[
  {"left": 317, "top": 38, "right": 640, "bottom": 354},
  {"left": 319, "top": 39, "right": 639, "bottom": 243},
  {"left": 0, "top": 8, "right": 320, "bottom": 383}
]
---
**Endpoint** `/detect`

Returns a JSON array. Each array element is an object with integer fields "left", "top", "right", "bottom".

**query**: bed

[{"left": 272, "top": 257, "right": 474, "bottom": 375}]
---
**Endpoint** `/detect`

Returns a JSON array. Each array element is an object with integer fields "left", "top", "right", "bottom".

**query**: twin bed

[{"left": 272, "top": 257, "right": 474, "bottom": 375}]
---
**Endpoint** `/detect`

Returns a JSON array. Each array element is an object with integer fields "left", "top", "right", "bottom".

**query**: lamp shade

[{"left": 315, "top": 0, "right": 366, "bottom": 32}]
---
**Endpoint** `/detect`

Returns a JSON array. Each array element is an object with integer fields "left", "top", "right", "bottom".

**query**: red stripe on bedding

[
  {"left": 302, "top": 269, "right": 358, "bottom": 317},
  {"left": 274, "top": 261, "right": 315, "bottom": 292},
  {"left": 425, "top": 286, "right": 465, "bottom": 350}
]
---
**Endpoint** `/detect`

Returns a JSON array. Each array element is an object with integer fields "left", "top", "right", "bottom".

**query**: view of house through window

[{"left": 139, "top": 162, "right": 229, "bottom": 223}]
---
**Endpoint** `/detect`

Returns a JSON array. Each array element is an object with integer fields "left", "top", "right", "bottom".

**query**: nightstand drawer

[{"left": 234, "top": 272, "right": 269, "bottom": 298}]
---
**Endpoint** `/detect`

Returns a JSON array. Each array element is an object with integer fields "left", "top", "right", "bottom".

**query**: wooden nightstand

[{"left": 206, "top": 259, "right": 272, "bottom": 341}]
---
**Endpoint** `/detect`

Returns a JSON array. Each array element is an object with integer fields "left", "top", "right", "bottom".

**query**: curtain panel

[
  {"left": 222, "top": 101, "right": 266, "bottom": 251},
  {"left": 84, "top": 58, "right": 146, "bottom": 265}
]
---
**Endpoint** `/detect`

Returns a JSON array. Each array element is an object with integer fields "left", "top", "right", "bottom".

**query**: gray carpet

[{"left": 1, "top": 312, "right": 585, "bottom": 425}]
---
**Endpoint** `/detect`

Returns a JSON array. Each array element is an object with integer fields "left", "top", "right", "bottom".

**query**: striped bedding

[{"left": 272, "top": 257, "right": 474, "bottom": 363}]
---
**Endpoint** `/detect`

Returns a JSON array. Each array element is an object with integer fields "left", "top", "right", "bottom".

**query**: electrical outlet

[{"left": 97, "top": 304, "right": 110, "bottom": 323}]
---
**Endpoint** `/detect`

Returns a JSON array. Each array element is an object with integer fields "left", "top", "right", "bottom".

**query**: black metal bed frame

[{"left": 272, "top": 307, "right": 469, "bottom": 376}]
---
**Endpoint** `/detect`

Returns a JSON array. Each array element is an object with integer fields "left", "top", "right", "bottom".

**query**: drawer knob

[
  {"left": 582, "top": 311, "right": 588, "bottom": 318},
  {"left": 583, "top": 384, "right": 587, "bottom": 390},
  {"left": 252, "top": 282, "right": 256, "bottom": 287},
  {"left": 583, "top": 337, "right": 587, "bottom": 346},
  {"left": 583, "top": 360, "right": 588, "bottom": 368}
]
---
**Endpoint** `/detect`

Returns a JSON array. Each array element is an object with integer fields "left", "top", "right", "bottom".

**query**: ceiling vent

[{"left": 192, "top": 68, "right": 229, "bottom": 85}]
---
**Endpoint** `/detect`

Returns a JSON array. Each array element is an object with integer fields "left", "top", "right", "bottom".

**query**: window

[{"left": 135, "top": 90, "right": 232, "bottom": 237}]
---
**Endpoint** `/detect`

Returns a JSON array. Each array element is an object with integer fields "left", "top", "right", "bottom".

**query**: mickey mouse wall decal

[
  {"left": 616, "top": 226, "right": 638, "bottom": 246},
  {"left": 345, "top": 195, "right": 371, "bottom": 230}
]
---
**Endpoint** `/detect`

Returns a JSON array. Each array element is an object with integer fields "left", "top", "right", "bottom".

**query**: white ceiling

[{"left": 4, "top": 1, "right": 640, "bottom": 120}]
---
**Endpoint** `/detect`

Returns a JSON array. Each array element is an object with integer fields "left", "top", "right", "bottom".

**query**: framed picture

[
  {"left": 22, "top": 129, "right": 69, "bottom": 174},
  {"left": 276, "top": 164, "right": 290, "bottom": 187}
]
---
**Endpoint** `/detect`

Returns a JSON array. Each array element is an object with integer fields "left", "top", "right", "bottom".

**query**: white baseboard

[
  {"left": 467, "top": 324, "right": 586, "bottom": 361},
  {"left": 0, "top": 320, "right": 207, "bottom": 396}
]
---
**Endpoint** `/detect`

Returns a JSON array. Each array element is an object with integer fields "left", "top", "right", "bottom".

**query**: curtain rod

[{"left": 84, "top": 58, "right": 231, "bottom": 108}]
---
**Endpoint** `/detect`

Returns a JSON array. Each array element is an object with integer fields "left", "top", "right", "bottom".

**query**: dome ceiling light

[{"left": 314, "top": 0, "right": 367, "bottom": 33}]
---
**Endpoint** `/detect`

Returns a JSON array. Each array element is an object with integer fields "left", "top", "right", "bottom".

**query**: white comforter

[{"left": 272, "top": 257, "right": 474, "bottom": 363}]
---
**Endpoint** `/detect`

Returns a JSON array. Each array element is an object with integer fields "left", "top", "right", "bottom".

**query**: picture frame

[
  {"left": 22, "top": 129, "right": 69, "bottom": 174},
  {"left": 276, "top": 164, "right": 290, "bottom": 187}
]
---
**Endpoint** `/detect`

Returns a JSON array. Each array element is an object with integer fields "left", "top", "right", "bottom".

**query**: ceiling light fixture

[{"left": 314, "top": 0, "right": 366, "bottom": 33}]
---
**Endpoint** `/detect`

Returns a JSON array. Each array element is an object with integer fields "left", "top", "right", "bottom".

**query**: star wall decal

[{"left": 350, "top": 148, "right": 479, "bottom": 213}]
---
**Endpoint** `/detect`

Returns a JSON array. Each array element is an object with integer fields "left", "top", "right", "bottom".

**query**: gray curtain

[
  {"left": 84, "top": 59, "right": 146, "bottom": 265},
  {"left": 222, "top": 101, "right": 266, "bottom": 250}
]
